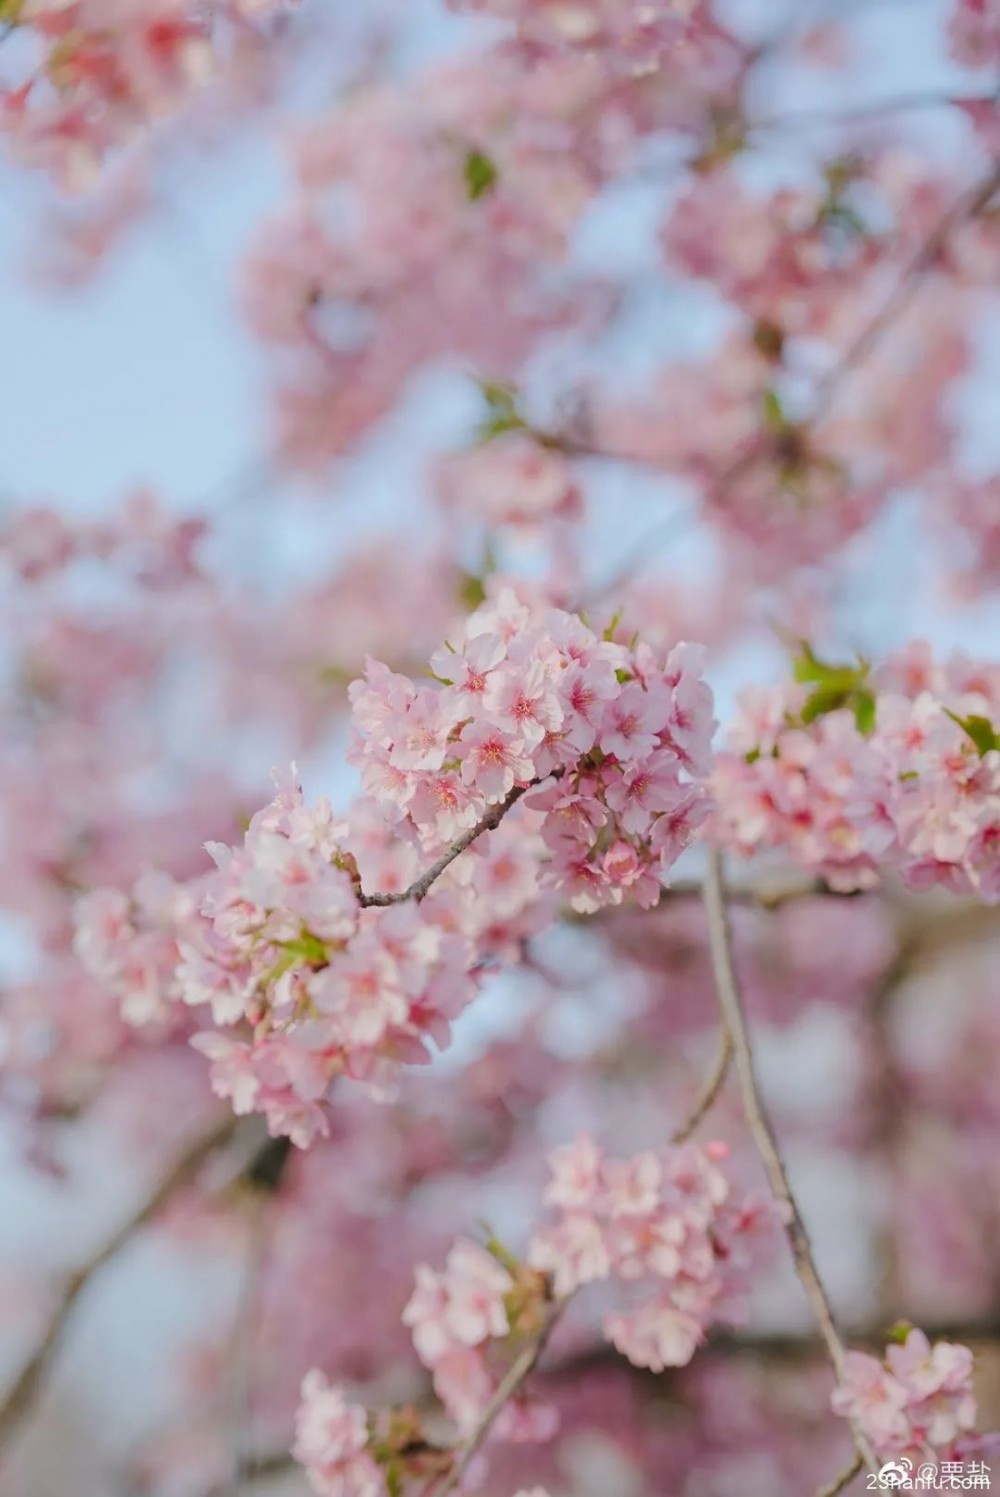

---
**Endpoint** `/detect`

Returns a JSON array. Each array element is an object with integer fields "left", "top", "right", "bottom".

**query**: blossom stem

[
  {"left": 425, "top": 1297, "right": 567, "bottom": 1497},
  {"left": 701, "top": 850, "right": 878, "bottom": 1474}
]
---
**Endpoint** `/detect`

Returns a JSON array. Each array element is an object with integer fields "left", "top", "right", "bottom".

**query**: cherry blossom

[{"left": 832, "top": 1329, "right": 979, "bottom": 1467}]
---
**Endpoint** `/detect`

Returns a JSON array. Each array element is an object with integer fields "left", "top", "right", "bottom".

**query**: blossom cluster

[
  {"left": 404, "top": 1236, "right": 557, "bottom": 1440},
  {"left": 527, "top": 1136, "right": 767, "bottom": 1371},
  {"left": 293, "top": 1135, "right": 766, "bottom": 1497},
  {"left": 452, "top": 0, "right": 704, "bottom": 73},
  {"left": 0, "top": 0, "right": 286, "bottom": 190},
  {"left": 77, "top": 769, "right": 489, "bottom": 1146},
  {"left": 348, "top": 587, "right": 714, "bottom": 913},
  {"left": 1, "top": 489, "right": 204, "bottom": 586},
  {"left": 241, "top": 20, "right": 752, "bottom": 470},
  {"left": 74, "top": 592, "right": 712, "bottom": 1141},
  {"left": 712, "top": 645, "right": 1000, "bottom": 898},
  {"left": 293, "top": 1373, "right": 382, "bottom": 1497},
  {"left": 832, "top": 1329, "right": 979, "bottom": 1466},
  {"left": 433, "top": 431, "right": 582, "bottom": 538}
]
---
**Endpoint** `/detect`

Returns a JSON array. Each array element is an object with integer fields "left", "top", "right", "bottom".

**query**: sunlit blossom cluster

[
  {"left": 712, "top": 646, "right": 1000, "bottom": 897},
  {"left": 348, "top": 587, "right": 713, "bottom": 911},
  {"left": 74, "top": 592, "right": 711, "bottom": 1141}
]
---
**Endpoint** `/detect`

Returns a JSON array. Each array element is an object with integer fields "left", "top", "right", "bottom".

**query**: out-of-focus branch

[
  {"left": 702, "top": 849, "right": 877, "bottom": 1473},
  {"left": 812, "top": 158, "right": 1000, "bottom": 417},
  {"left": 670, "top": 1027, "right": 734, "bottom": 1145},
  {"left": 0, "top": 1114, "right": 240, "bottom": 1449},
  {"left": 816, "top": 1451, "right": 864, "bottom": 1497},
  {"left": 424, "top": 1298, "right": 567, "bottom": 1497}
]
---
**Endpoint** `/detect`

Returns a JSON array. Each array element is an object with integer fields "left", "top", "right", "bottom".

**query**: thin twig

[
  {"left": 426, "top": 1299, "right": 566, "bottom": 1497},
  {"left": 358, "top": 780, "right": 543, "bottom": 908},
  {"left": 816, "top": 1450, "right": 864, "bottom": 1497},
  {"left": 812, "top": 159, "right": 1000, "bottom": 419},
  {"left": 670, "top": 1027, "right": 734, "bottom": 1145},
  {"left": 545, "top": 1313, "right": 1000, "bottom": 1381},
  {"left": 0, "top": 1115, "right": 238, "bottom": 1449},
  {"left": 701, "top": 850, "right": 877, "bottom": 1473}
]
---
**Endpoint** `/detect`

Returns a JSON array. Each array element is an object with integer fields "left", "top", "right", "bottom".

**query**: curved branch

[
  {"left": 816, "top": 1451, "right": 864, "bottom": 1497},
  {"left": 359, "top": 778, "right": 543, "bottom": 909},
  {"left": 670, "top": 1027, "right": 734, "bottom": 1146},
  {"left": 701, "top": 850, "right": 877, "bottom": 1474},
  {"left": 0, "top": 1115, "right": 238, "bottom": 1449},
  {"left": 425, "top": 1298, "right": 567, "bottom": 1497}
]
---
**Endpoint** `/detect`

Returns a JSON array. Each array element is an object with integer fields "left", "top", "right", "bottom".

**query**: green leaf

[
  {"left": 886, "top": 1319, "right": 914, "bottom": 1346},
  {"left": 480, "top": 1223, "right": 520, "bottom": 1275},
  {"left": 603, "top": 607, "right": 624, "bottom": 642},
  {"left": 275, "top": 931, "right": 329, "bottom": 966},
  {"left": 791, "top": 641, "right": 874, "bottom": 729},
  {"left": 853, "top": 688, "right": 876, "bottom": 735},
  {"left": 944, "top": 708, "right": 999, "bottom": 757},
  {"left": 457, "top": 569, "right": 487, "bottom": 610},
  {"left": 744, "top": 746, "right": 762, "bottom": 764},
  {"left": 761, "top": 388, "right": 786, "bottom": 430},
  {"left": 464, "top": 149, "right": 498, "bottom": 200},
  {"left": 473, "top": 378, "right": 525, "bottom": 442}
]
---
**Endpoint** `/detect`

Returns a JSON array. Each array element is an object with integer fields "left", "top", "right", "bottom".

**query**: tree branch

[
  {"left": 669, "top": 1027, "right": 734, "bottom": 1146},
  {"left": 812, "top": 158, "right": 1000, "bottom": 418},
  {"left": 425, "top": 1298, "right": 566, "bottom": 1497},
  {"left": 0, "top": 1115, "right": 239, "bottom": 1449},
  {"left": 701, "top": 849, "right": 877, "bottom": 1473},
  {"left": 816, "top": 1451, "right": 864, "bottom": 1497},
  {"left": 358, "top": 779, "right": 543, "bottom": 909}
]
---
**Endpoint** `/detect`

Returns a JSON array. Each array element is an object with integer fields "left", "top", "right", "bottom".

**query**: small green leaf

[
  {"left": 744, "top": 746, "right": 762, "bottom": 764},
  {"left": 458, "top": 570, "right": 487, "bottom": 610},
  {"left": 480, "top": 1223, "right": 520, "bottom": 1275},
  {"left": 761, "top": 388, "right": 786, "bottom": 430},
  {"left": 275, "top": 931, "right": 329, "bottom": 966},
  {"left": 853, "top": 689, "right": 876, "bottom": 735},
  {"left": 791, "top": 641, "right": 874, "bottom": 730},
  {"left": 464, "top": 149, "right": 498, "bottom": 200},
  {"left": 944, "top": 708, "right": 999, "bottom": 757},
  {"left": 473, "top": 377, "right": 525, "bottom": 442},
  {"left": 603, "top": 607, "right": 624, "bottom": 642},
  {"left": 615, "top": 667, "right": 633, "bottom": 685},
  {"left": 886, "top": 1319, "right": 914, "bottom": 1346}
]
